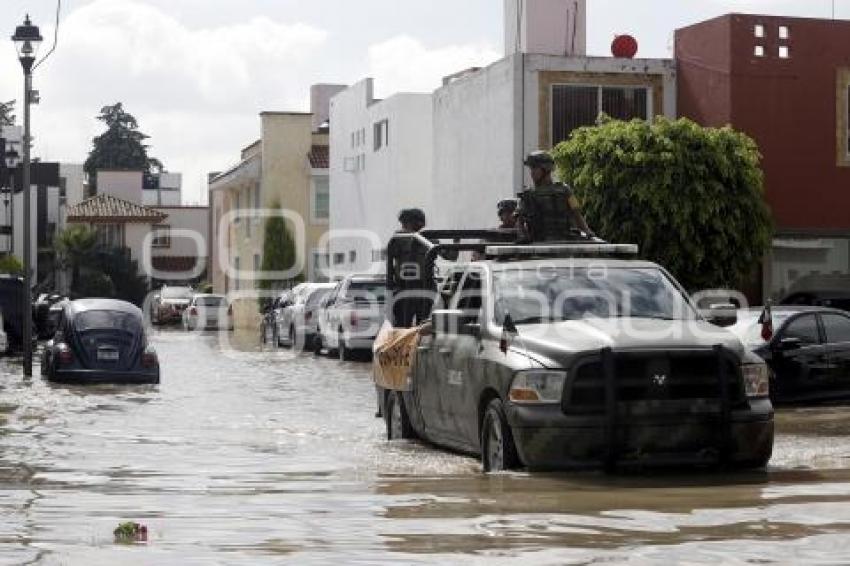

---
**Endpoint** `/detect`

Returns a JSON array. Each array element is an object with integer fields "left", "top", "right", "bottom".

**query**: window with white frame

[
  {"left": 311, "top": 176, "right": 330, "bottom": 223},
  {"left": 374, "top": 119, "right": 389, "bottom": 151},
  {"left": 349, "top": 250, "right": 357, "bottom": 264},
  {"left": 333, "top": 252, "right": 345, "bottom": 265},
  {"left": 151, "top": 224, "right": 171, "bottom": 248},
  {"left": 551, "top": 84, "right": 650, "bottom": 145}
]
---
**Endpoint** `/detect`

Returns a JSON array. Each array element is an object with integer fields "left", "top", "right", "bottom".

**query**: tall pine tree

[{"left": 84, "top": 103, "right": 163, "bottom": 192}]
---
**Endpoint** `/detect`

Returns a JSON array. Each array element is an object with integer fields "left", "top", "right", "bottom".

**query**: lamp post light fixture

[
  {"left": 4, "top": 146, "right": 19, "bottom": 256},
  {"left": 12, "top": 14, "right": 43, "bottom": 377}
]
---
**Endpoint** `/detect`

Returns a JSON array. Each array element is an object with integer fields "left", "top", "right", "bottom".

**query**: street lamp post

[{"left": 12, "top": 15, "right": 43, "bottom": 377}]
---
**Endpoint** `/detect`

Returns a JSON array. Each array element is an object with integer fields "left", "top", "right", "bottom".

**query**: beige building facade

[{"left": 209, "top": 101, "right": 338, "bottom": 329}]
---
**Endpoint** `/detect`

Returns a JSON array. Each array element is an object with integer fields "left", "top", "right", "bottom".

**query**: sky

[{"left": 0, "top": 0, "right": 846, "bottom": 204}]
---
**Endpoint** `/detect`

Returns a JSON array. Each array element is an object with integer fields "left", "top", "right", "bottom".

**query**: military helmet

[
  {"left": 523, "top": 150, "right": 555, "bottom": 171},
  {"left": 398, "top": 208, "right": 426, "bottom": 226},
  {"left": 497, "top": 199, "right": 518, "bottom": 214}
]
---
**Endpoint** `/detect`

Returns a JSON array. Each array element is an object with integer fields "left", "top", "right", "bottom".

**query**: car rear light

[
  {"left": 142, "top": 348, "right": 158, "bottom": 368},
  {"left": 189, "top": 306, "right": 198, "bottom": 316},
  {"left": 742, "top": 363, "right": 770, "bottom": 398},
  {"left": 57, "top": 343, "right": 73, "bottom": 365}
]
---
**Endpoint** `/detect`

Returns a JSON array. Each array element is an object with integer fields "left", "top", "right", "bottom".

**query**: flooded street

[{"left": 2, "top": 331, "right": 850, "bottom": 564}]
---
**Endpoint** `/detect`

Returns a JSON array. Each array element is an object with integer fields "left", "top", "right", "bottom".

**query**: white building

[
  {"left": 329, "top": 79, "right": 433, "bottom": 276},
  {"left": 66, "top": 170, "right": 209, "bottom": 285},
  {"left": 328, "top": 0, "right": 675, "bottom": 272}
]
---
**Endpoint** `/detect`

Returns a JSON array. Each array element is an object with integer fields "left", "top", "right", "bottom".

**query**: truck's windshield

[{"left": 493, "top": 267, "right": 697, "bottom": 324}]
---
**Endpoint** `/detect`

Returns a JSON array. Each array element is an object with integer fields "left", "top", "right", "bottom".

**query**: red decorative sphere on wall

[{"left": 611, "top": 35, "right": 639, "bottom": 58}]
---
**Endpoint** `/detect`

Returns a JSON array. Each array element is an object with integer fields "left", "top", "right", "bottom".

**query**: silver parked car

[
  {"left": 317, "top": 275, "right": 387, "bottom": 361},
  {"left": 277, "top": 283, "right": 336, "bottom": 349}
]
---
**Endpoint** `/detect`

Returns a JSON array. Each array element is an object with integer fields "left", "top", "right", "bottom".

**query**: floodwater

[{"left": 2, "top": 331, "right": 850, "bottom": 564}]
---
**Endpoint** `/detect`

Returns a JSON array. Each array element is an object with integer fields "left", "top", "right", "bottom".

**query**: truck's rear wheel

[
  {"left": 386, "top": 391, "right": 415, "bottom": 440},
  {"left": 481, "top": 399, "right": 519, "bottom": 472}
]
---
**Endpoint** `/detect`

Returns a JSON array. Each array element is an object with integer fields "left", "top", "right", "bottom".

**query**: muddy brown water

[{"left": 2, "top": 330, "right": 850, "bottom": 564}]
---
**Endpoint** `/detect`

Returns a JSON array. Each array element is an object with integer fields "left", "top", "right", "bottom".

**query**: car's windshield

[
  {"left": 75, "top": 310, "right": 141, "bottom": 333},
  {"left": 197, "top": 296, "right": 225, "bottom": 307},
  {"left": 345, "top": 281, "right": 387, "bottom": 303},
  {"left": 161, "top": 287, "right": 193, "bottom": 300},
  {"left": 728, "top": 311, "right": 794, "bottom": 346},
  {"left": 492, "top": 267, "right": 696, "bottom": 324}
]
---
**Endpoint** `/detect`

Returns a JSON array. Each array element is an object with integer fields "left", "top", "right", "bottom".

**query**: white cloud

[
  {"left": 11, "top": 0, "right": 329, "bottom": 203},
  {"left": 367, "top": 35, "right": 500, "bottom": 96}
]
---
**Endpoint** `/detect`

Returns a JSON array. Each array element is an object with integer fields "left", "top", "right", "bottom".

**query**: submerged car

[
  {"left": 151, "top": 286, "right": 194, "bottom": 325},
  {"left": 728, "top": 306, "right": 850, "bottom": 404},
  {"left": 379, "top": 242, "right": 774, "bottom": 472},
  {"left": 41, "top": 299, "right": 160, "bottom": 384}
]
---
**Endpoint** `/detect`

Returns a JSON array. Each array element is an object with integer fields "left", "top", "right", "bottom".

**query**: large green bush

[{"left": 552, "top": 116, "right": 772, "bottom": 291}]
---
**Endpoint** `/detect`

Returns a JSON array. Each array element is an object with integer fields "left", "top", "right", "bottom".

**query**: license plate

[{"left": 98, "top": 350, "right": 119, "bottom": 361}]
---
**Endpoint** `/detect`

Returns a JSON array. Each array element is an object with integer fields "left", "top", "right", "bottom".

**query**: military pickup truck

[{"left": 378, "top": 240, "right": 774, "bottom": 472}]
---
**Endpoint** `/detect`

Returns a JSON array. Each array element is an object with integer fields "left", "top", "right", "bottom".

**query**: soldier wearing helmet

[
  {"left": 386, "top": 208, "right": 434, "bottom": 328},
  {"left": 517, "top": 150, "right": 594, "bottom": 242},
  {"left": 496, "top": 199, "right": 518, "bottom": 230}
]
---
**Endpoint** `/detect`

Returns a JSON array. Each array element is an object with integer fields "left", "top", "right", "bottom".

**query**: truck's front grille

[{"left": 565, "top": 350, "right": 745, "bottom": 413}]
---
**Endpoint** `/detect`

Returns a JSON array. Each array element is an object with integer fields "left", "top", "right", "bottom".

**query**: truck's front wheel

[{"left": 481, "top": 399, "right": 519, "bottom": 472}]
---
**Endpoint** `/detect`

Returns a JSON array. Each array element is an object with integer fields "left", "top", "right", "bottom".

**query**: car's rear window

[
  {"left": 307, "top": 288, "right": 332, "bottom": 306},
  {"left": 75, "top": 310, "right": 141, "bottom": 333},
  {"left": 197, "top": 296, "right": 225, "bottom": 307},
  {"left": 162, "top": 287, "right": 193, "bottom": 300},
  {"left": 346, "top": 281, "right": 387, "bottom": 303}
]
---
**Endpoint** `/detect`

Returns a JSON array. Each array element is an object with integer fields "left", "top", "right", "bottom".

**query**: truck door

[{"left": 443, "top": 268, "right": 485, "bottom": 450}]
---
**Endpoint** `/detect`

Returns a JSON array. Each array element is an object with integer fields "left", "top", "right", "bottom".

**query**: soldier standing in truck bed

[
  {"left": 386, "top": 209, "right": 435, "bottom": 328},
  {"left": 517, "top": 151, "right": 595, "bottom": 242}
]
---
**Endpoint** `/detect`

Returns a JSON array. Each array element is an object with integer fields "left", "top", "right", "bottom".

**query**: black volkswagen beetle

[{"left": 41, "top": 299, "right": 160, "bottom": 384}]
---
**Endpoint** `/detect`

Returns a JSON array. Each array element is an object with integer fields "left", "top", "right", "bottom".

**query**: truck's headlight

[
  {"left": 509, "top": 370, "right": 567, "bottom": 404},
  {"left": 742, "top": 363, "right": 770, "bottom": 398}
]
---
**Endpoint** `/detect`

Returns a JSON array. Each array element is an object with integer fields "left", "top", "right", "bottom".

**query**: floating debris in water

[{"left": 114, "top": 522, "right": 148, "bottom": 544}]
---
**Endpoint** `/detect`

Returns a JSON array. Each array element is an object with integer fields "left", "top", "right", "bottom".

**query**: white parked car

[
  {"left": 182, "top": 294, "right": 232, "bottom": 331},
  {"left": 317, "top": 275, "right": 387, "bottom": 360},
  {"left": 277, "top": 283, "right": 336, "bottom": 349}
]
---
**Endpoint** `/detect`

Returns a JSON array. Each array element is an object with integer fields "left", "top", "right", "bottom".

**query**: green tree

[
  {"left": 84, "top": 103, "right": 163, "bottom": 191},
  {"left": 258, "top": 205, "right": 301, "bottom": 308},
  {"left": 0, "top": 254, "right": 23, "bottom": 275},
  {"left": 56, "top": 225, "right": 98, "bottom": 291},
  {"left": 0, "top": 100, "right": 15, "bottom": 127},
  {"left": 552, "top": 116, "right": 772, "bottom": 291}
]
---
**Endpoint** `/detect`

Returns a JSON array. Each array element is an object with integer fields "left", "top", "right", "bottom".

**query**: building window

[
  {"left": 311, "top": 176, "right": 330, "bottom": 223},
  {"left": 778, "top": 46, "right": 790, "bottom": 59},
  {"left": 374, "top": 119, "right": 389, "bottom": 151},
  {"left": 349, "top": 250, "right": 357, "bottom": 264},
  {"left": 151, "top": 224, "right": 171, "bottom": 248},
  {"left": 754, "top": 45, "right": 765, "bottom": 57},
  {"left": 551, "top": 84, "right": 649, "bottom": 145},
  {"left": 333, "top": 252, "right": 345, "bottom": 265},
  {"left": 778, "top": 25, "right": 790, "bottom": 40},
  {"left": 754, "top": 24, "right": 765, "bottom": 38},
  {"left": 95, "top": 223, "right": 123, "bottom": 248},
  {"left": 234, "top": 192, "right": 241, "bottom": 223}
]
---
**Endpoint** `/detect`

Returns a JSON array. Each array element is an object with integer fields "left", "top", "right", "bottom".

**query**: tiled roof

[
  {"left": 67, "top": 193, "right": 168, "bottom": 224},
  {"left": 308, "top": 145, "right": 329, "bottom": 169}
]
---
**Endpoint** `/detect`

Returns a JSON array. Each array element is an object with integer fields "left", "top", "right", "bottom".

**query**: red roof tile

[{"left": 67, "top": 193, "right": 168, "bottom": 224}]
